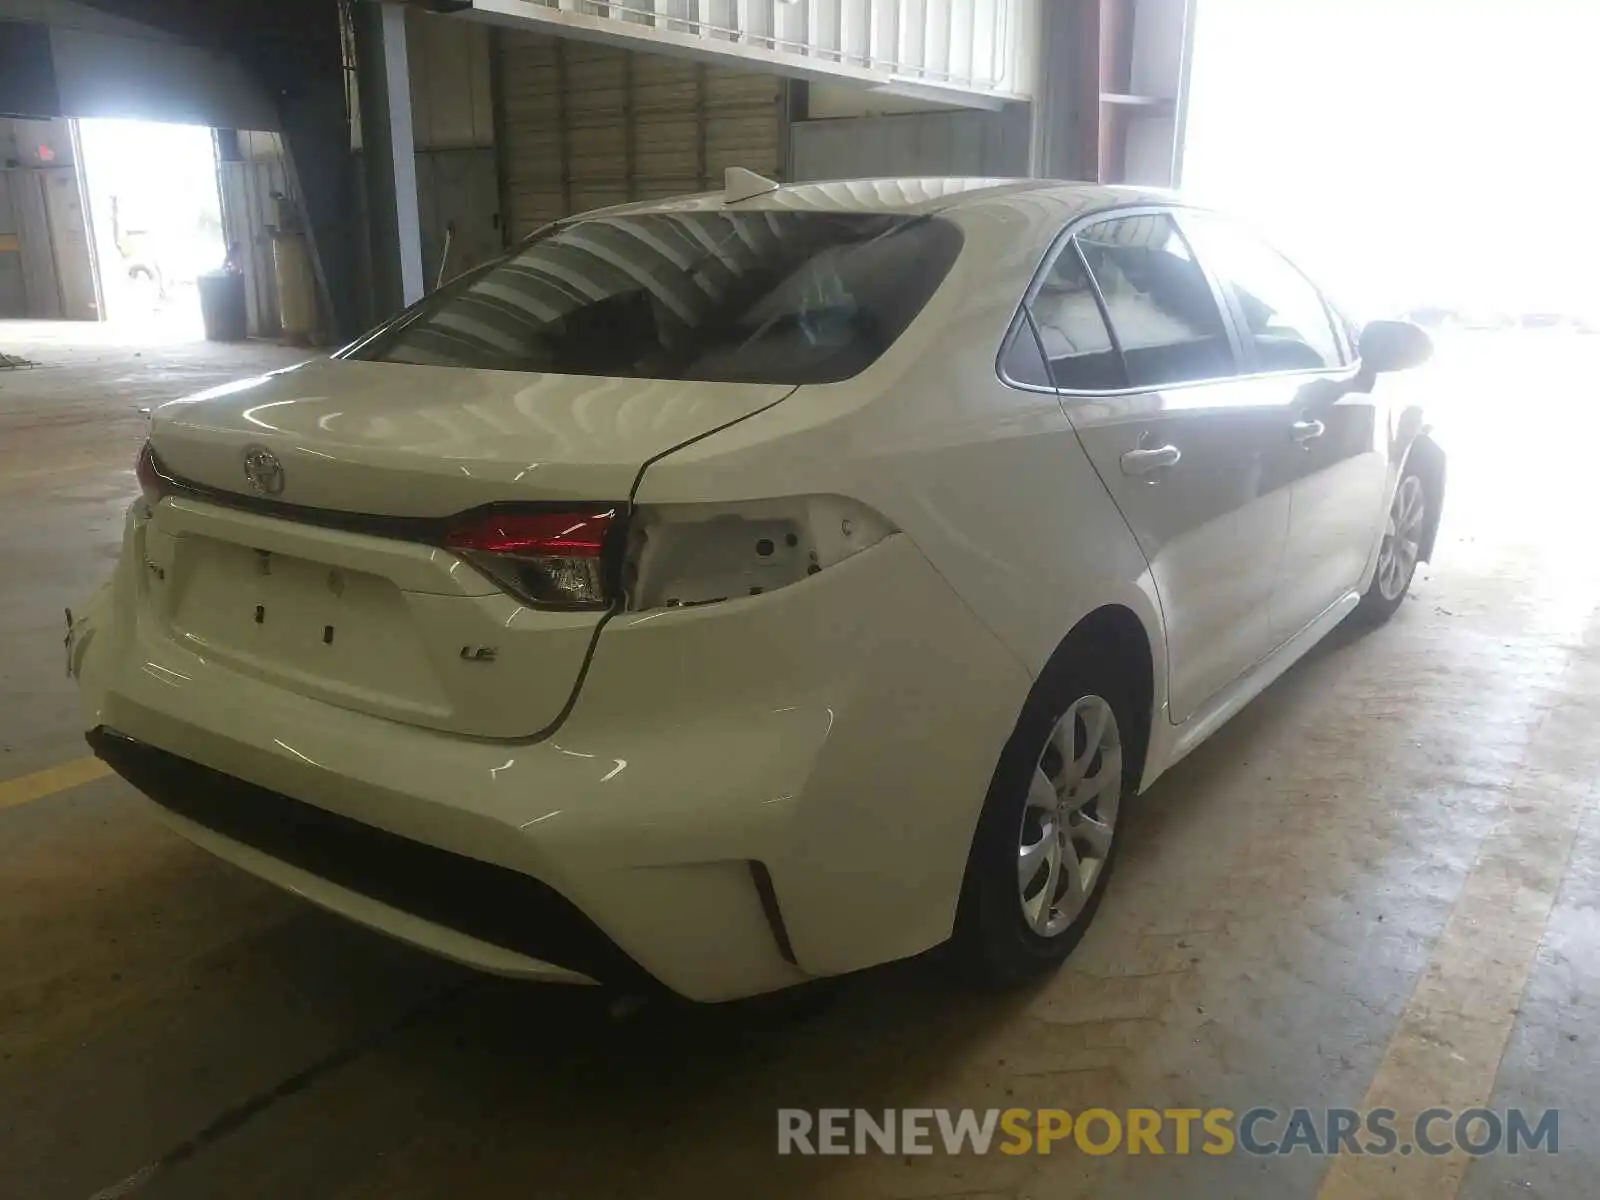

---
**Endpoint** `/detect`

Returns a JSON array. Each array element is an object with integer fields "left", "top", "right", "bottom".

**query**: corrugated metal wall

[
  {"left": 406, "top": 13, "right": 501, "bottom": 292},
  {"left": 790, "top": 105, "right": 1030, "bottom": 181},
  {"left": 414, "top": 148, "right": 500, "bottom": 288},
  {"left": 407, "top": 11, "right": 495, "bottom": 150},
  {"left": 0, "top": 117, "right": 98, "bottom": 320},
  {"left": 0, "top": 171, "right": 99, "bottom": 321},
  {"left": 341, "top": 10, "right": 501, "bottom": 326},
  {"left": 0, "top": 173, "right": 22, "bottom": 317},
  {"left": 218, "top": 133, "right": 292, "bottom": 338},
  {"left": 498, "top": 31, "right": 781, "bottom": 237}
]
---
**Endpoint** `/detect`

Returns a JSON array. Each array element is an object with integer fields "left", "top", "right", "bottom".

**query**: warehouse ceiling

[{"left": 70, "top": 0, "right": 344, "bottom": 88}]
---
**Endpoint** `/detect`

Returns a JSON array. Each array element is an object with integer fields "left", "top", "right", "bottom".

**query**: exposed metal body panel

[
  {"left": 498, "top": 31, "right": 780, "bottom": 237},
  {"left": 462, "top": 0, "right": 1034, "bottom": 108}
]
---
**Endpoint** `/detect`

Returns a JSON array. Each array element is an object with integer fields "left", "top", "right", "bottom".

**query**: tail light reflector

[{"left": 444, "top": 509, "right": 617, "bottom": 608}]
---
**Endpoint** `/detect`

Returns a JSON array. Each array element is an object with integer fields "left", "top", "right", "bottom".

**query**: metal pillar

[
  {"left": 278, "top": 73, "right": 363, "bottom": 341},
  {"left": 1030, "top": 0, "right": 1195, "bottom": 187},
  {"left": 1029, "top": 0, "right": 1101, "bottom": 180},
  {"left": 355, "top": 1, "right": 425, "bottom": 316}
]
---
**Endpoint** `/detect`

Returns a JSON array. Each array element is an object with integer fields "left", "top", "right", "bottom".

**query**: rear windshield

[{"left": 347, "top": 210, "right": 963, "bottom": 384}]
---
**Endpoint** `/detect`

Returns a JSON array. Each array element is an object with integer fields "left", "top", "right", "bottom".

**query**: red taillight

[
  {"left": 135, "top": 442, "right": 168, "bottom": 506},
  {"left": 444, "top": 511, "right": 612, "bottom": 557},
  {"left": 443, "top": 508, "right": 616, "bottom": 608}
]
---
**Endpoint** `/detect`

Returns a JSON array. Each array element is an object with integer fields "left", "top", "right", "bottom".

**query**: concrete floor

[{"left": 1, "top": 318, "right": 1596, "bottom": 1199}]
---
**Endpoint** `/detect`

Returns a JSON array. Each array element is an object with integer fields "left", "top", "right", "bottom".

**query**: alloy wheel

[
  {"left": 1377, "top": 475, "right": 1426, "bottom": 601},
  {"left": 1017, "top": 694, "right": 1123, "bottom": 938}
]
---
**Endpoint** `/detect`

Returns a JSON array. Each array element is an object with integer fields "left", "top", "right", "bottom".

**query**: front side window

[
  {"left": 1075, "top": 213, "right": 1236, "bottom": 388},
  {"left": 1182, "top": 215, "right": 1343, "bottom": 372},
  {"left": 349, "top": 211, "right": 963, "bottom": 384}
]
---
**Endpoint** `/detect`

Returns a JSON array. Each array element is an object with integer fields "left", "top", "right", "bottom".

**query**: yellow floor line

[
  {"left": 0, "top": 756, "right": 113, "bottom": 812},
  {"left": 1317, "top": 642, "right": 1600, "bottom": 1200}
]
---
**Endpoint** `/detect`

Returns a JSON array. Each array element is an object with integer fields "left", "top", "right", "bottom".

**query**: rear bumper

[
  {"left": 88, "top": 728, "right": 614, "bottom": 987},
  {"left": 75, "top": 508, "right": 1032, "bottom": 1000}
]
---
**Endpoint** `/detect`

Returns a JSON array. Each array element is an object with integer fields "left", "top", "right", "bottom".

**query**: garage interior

[{"left": 2, "top": 0, "right": 1597, "bottom": 1196}]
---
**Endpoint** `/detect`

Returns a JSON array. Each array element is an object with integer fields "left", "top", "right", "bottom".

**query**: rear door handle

[
  {"left": 1290, "top": 419, "right": 1326, "bottom": 443},
  {"left": 1120, "top": 444, "right": 1182, "bottom": 475}
]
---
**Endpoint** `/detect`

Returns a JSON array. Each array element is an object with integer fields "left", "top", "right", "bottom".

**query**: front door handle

[
  {"left": 1120, "top": 443, "right": 1182, "bottom": 475},
  {"left": 1290, "top": 419, "right": 1326, "bottom": 443}
]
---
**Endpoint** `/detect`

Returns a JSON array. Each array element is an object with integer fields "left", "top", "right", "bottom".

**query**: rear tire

[
  {"left": 1353, "top": 466, "right": 1430, "bottom": 626},
  {"left": 948, "top": 641, "right": 1137, "bottom": 988}
]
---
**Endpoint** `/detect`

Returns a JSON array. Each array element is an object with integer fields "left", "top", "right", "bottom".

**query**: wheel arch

[
  {"left": 949, "top": 601, "right": 1155, "bottom": 979},
  {"left": 1024, "top": 604, "right": 1156, "bottom": 801}
]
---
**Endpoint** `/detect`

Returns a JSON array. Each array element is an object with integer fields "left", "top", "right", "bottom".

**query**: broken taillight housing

[
  {"left": 622, "top": 496, "right": 896, "bottom": 611},
  {"left": 443, "top": 508, "right": 618, "bottom": 609}
]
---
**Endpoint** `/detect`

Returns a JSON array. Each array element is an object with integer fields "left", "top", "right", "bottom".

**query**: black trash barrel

[{"left": 197, "top": 270, "right": 248, "bottom": 342}]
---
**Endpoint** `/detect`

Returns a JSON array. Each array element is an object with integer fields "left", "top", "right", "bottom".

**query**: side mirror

[{"left": 1359, "top": 319, "right": 1433, "bottom": 375}]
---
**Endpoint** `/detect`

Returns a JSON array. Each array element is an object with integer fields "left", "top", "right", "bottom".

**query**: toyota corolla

[{"left": 70, "top": 175, "right": 1442, "bottom": 1001}]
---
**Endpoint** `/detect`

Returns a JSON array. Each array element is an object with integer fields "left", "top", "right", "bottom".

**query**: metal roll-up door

[{"left": 497, "top": 31, "right": 780, "bottom": 239}]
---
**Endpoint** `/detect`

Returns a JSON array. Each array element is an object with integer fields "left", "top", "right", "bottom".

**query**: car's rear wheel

[
  {"left": 949, "top": 645, "right": 1134, "bottom": 987},
  {"left": 1354, "top": 469, "right": 1428, "bottom": 624}
]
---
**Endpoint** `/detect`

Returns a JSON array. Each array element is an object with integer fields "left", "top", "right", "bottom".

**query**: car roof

[{"left": 581, "top": 177, "right": 1177, "bottom": 220}]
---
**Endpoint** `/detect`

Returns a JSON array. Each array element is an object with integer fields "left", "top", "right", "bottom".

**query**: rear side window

[
  {"left": 998, "top": 314, "right": 1052, "bottom": 389},
  {"left": 1182, "top": 214, "right": 1343, "bottom": 372},
  {"left": 1022, "top": 243, "right": 1126, "bottom": 391},
  {"left": 349, "top": 211, "right": 963, "bottom": 384},
  {"left": 1075, "top": 214, "right": 1236, "bottom": 388}
]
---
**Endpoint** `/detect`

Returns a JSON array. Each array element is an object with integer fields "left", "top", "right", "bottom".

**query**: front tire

[
  {"left": 948, "top": 644, "right": 1135, "bottom": 988},
  {"left": 1354, "top": 469, "right": 1428, "bottom": 625}
]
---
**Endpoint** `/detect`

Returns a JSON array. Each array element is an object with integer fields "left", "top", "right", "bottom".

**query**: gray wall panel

[
  {"left": 791, "top": 106, "right": 1030, "bottom": 181},
  {"left": 14, "top": 168, "right": 62, "bottom": 319},
  {"left": 415, "top": 147, "right": 499, "bottom": 288},
  {"left": 37, "top": 164, "right": 95, "bottom": 319},
  {"left": 0, "top": 172, "right": 22, "bottom": 317}
]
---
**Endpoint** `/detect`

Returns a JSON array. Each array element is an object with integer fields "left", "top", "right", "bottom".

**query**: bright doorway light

[
  {"left": 1183, "top": 0, "right": 1600, "bottom": 324},
  {"left": 76, "top": 118, "right": 225, "bottom": 337}
]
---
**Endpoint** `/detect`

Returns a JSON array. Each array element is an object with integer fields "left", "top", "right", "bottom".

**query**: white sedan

[{"left": 71, "top": 175, "right": 1442, "bottom": 1001}]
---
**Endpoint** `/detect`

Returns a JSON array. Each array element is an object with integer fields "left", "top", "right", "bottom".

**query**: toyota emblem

[{"left": 241, "top": 445, "right": 285, "bottom": 496}]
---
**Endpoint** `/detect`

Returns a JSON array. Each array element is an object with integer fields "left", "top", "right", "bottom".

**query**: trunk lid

[
  {"left": 140, "top": 359, "right": 792, "bottom": 738},
  {"left": 149, "top": 357, "right": 793, "bottom": 513}
]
